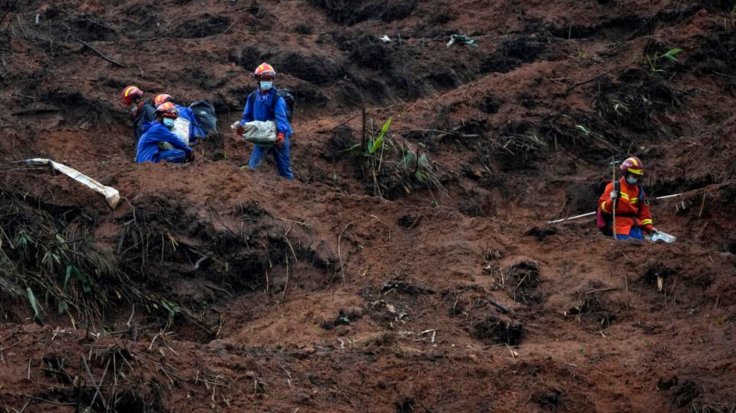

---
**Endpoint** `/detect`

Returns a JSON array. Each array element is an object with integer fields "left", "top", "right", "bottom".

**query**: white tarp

[
  {"left": 172, "top": 117, "right": 191, "bottom": 145},
  {"left": 25, "top": 158, "right": 120, "bottom": 209}
]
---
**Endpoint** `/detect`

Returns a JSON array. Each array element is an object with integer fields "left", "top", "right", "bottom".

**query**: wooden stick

[
  {"left": 337, "top": 223, "right": 353, "bottom": 283},
  {"left": 566, "top": 68, "right": 616, "bottom": 93},
  {"left": 76, "top": 39, "right": 126, "bottom": 68}
]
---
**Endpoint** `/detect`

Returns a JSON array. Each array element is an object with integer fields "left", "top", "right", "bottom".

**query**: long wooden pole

[
  {"left": 611, "top": 161, "right": 617, "bottom": 239},
  {"left": 546, "top": 193, "right": 683, "bottom": 224}
]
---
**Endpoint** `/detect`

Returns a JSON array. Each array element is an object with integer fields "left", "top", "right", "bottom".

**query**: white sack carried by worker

[
  {"left": 232, "top": 120, "right": 277, "bottom": 146},
  {"left": 24, "top": 158, "right": 120, "bottom": 209}
]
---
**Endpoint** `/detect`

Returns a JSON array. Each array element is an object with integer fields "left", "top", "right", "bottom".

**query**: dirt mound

[{"left": 1, "top": 0, "right": 736, "bottom": 411}]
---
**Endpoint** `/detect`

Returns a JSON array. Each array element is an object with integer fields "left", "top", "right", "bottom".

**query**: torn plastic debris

[
  {"left": 447, "top": 34, "right": 477, "bottom": 48},
  {"left": 379, "top": 35, "right": 391, "bottom": 43},
  {"left": 646, "top": 230, "right": 677, "bottom": 244},
  {"left": 24, "top": 158, "right": 120, "bottom": 209}
]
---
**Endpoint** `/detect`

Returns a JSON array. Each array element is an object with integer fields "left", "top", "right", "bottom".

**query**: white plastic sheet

[{"left": 25, "top": 158, "right": 120, "bottom": 209}]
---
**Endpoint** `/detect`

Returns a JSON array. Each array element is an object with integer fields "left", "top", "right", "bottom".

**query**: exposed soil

[{"left": 1, "top": 0, "right": 736, "bottom": 412}]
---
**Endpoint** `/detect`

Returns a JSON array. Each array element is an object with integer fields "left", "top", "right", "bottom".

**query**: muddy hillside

[{"left": 1, "top": 0, "right": 735, "bottom": 412}]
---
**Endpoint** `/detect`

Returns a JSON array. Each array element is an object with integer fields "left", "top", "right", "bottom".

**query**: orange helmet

[
  {"left": 620, "top": 156, "right": 644, "bottom": 176},
  {"left": 253, "top": 62, "right": 276, "bottom": 79},
  {"left": 156, "top": 102, "right": 179, "bottom": 119},
  {"left": 153, "top": 94, "right": 173, "bottom": 107},
  {"left": 121, "top": 86, "right": 144, "bottom": 106}
]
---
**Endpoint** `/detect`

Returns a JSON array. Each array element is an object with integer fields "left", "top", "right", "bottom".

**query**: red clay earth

[{"left": 1, "top": 0, "right": 735, "bottom": 412}]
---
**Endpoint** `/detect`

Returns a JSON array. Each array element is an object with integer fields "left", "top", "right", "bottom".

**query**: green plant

[
  {"left": 346, "top": 117, "right": 446, "bottom": 199},
  {"left": 26, "top": 287, "right": 44, "bottom": 322},
  {"left": 645, "top": 47, "right": 682, "bottom": 74}
]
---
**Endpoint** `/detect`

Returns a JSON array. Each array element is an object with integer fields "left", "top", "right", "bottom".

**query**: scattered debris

[
  {"left": 381, "top": 276, "right": 435, "bottom": 296},
  {"left": 472, "top": 315, "right": 524, "bottom": 345},
  {"left": 526, "top": 226, "right": 558, "bottom": 241},
  {"left": 320, "top": 308, "right": 363, "bottom": 330},
  {"left": 379, "top": 35, "right": 391, "bottom": 43},
  {"left": 447, "top": 34, "right": 477, "bottom": 48}
]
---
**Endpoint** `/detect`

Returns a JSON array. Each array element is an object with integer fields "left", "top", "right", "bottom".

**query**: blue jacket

[
  {"left": 239, "top": 88, "right": 292, "bottom": 137},
  {"left": 135, "top": 122, "right": 192, "bottom": 163},
  {"left": 133, "top": 103, "right": 157, "bottom": 141},
  {"left": 176, "top": 105, "right": 206, "bottom": 142}
]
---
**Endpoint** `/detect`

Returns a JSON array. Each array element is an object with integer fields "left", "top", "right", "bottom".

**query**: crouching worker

[
  {"left": 121, "top": 86, "right": 157, "bottom": 142},
  {"left": 597, "top": 156, "right": 656, "bottom": 240},
  {"left": 135, "top": 102, "right": 193, "bottom": 164},
  {"left": 233, "top": 62, "right": 293, "bottom": 180},
  {"left": 153, "top": 94, "right": 207, "bottom": 145}
]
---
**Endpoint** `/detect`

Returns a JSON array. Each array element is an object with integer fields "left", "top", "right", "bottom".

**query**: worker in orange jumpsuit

[{"left": 597, "top": 156, "right": 657, "bottom": 240}]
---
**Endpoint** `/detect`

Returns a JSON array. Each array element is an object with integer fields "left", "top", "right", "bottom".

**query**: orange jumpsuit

[{"left": 598, "top": 177, "right": 655, "bottom": 236}]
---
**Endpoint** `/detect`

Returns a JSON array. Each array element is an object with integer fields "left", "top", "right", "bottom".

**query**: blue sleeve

[
  {"left": 274, "top": 97, "right": 292, "bottom": 137},
  {"left": 240, "top": 94, "right": 254, "bottom": 125},
  {"left": 158, "top": 128, "right": 191, "bottom": 153}
]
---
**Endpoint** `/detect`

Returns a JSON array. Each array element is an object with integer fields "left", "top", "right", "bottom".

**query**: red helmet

[
  {"left": 253, "top": 62, "right": 276, "bottom": 79},
  {"left": 153, "top": 94, "right": 173, "bottom": 107},
  {"left": 156, "top": 102, "right": 179, "bottom": 119},
  {"left": 620, "top": 156, "right": 644, "bottom": 176},
  {"left": 121, "top": 86, "right": 144, "bottom": 106}
]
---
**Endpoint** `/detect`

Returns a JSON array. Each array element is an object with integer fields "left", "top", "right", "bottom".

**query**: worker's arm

[
  {"left": 637, "top": 200, "right": 655, "bottom": 232},
  {"left": 239, "top": 93, "right": 254, "bottom": 125},
  {"left": 161, "top": 128, "right": 192, "bottom": 154},
  {"left": 273, "top": 96, "right": 292, "bottom": 137}
]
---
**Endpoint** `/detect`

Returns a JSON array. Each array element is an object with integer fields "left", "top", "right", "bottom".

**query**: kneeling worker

[
  {"left": 135, "top": 102, "right": 193, "bottom": 164},
  {"left": 597, "top": 156, "right": 656, "bottom": 240}
]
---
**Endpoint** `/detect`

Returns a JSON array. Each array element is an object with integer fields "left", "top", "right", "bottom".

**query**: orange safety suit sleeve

[
  {"left": 599, "top": 179, "right": 639, "bottom": 216},
  {"left": 636, "top": 187, "right": 655, "bottom": 232}
]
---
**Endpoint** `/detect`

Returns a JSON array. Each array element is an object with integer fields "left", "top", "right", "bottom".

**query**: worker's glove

[
  {"left": 230, "top": 121, "right": 245, "bottom": 135},
  {"left": 276, "top": 132, "right": 285, "bottom": 148},
  {"left": 609, "top": 190, "right": 618, "bottom": 200}
]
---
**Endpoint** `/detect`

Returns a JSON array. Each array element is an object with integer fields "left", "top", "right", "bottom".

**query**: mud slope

[{"left": 1, "top": 0, "right": 735, "bottom": 412}]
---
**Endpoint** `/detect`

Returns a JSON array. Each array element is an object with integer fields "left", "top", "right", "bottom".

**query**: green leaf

[
  {"left": 369, "top": 117, "right": 393, "bottom": 154},
  {"left": 662, "top": 48, "right": 682, "bottom": 63},
  {"left": 26, "top": 287, "right": 44, "bottom": 322}
]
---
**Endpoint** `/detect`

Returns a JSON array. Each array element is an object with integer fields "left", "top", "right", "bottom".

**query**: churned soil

[{"left": 1, "top": 0, "right": 735, "bottom": 412}]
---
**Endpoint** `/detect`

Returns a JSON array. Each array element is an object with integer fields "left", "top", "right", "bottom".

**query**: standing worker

[
  {"left": 233, "top": 63, "right": 293, "bottom": 180},
  {"left": 135, "top": 102, "right": 193, "bottom": 164},
  {"left": 597, "top": 156, "right": 657, "bottom": 240},
  {"left": 121, "top": 86, "right": 157, "bottom": 142}
]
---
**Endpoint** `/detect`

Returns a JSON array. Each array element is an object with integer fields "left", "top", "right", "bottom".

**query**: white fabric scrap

[{"left": 25, "top": 158, "right": 120, "bottom": 209}]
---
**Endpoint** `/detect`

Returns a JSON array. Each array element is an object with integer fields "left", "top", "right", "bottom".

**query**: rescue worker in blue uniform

[
  {"left": 135, "top": 102, "right": 193, "bottom": 164},
  {"left": 234, "top": 63, "right": 293, "bottom": 180},
  {"left": 121, "top": 86, "right": 156, "bottom": 142},
  {"left": 153, "top": 94, "right": 206, "bottom": 145}
]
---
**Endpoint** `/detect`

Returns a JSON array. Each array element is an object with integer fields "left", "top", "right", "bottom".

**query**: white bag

[
  {"left": 172, "top": 117, "right": 191, "bottom": 145},
  {"left": 240, "top": 120, "right": 277, "bottom": 146}
]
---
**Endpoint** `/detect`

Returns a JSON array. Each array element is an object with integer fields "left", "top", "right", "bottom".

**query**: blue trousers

[
  {"left": 615, "top": 227, "right": 644, "bottom": 240},
  {"left": 156, "top": 149, "right": 187, "bottom": 163},
  {"left": 248, "top": 136, "right": 293, "bottom": 180}
]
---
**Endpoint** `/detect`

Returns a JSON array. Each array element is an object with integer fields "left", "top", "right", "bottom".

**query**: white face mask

[
  {"left": 163, "top": 118, "right": 176, "bottom": 129},
  {"left": 626, "top": 175, "right": 639, "bottom": 185},
  {"left": 260, "top": 81, "right": 273, "bottom": 91}
]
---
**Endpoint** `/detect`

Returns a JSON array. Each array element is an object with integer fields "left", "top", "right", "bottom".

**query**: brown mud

[{"left": 1, "top": 0, "right": 735, "bottom": 412}]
